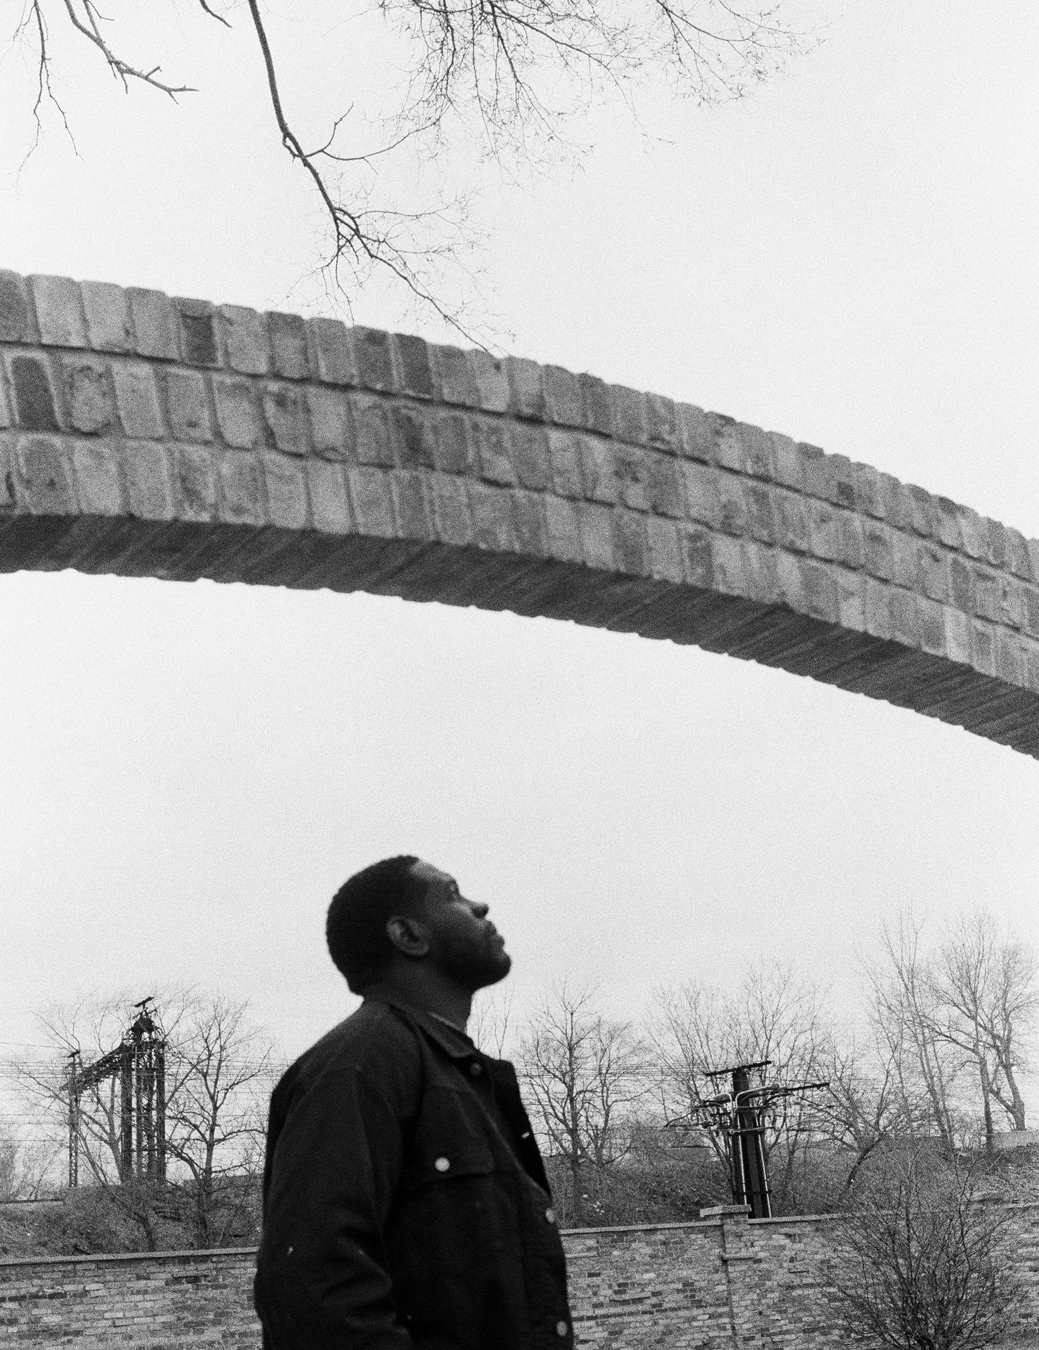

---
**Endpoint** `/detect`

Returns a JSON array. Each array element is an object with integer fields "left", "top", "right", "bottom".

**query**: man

[{"left": 254, "top": 855, "right": 573, "bottom": 1349}]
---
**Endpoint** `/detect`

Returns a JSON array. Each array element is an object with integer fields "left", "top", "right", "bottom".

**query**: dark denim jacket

[{"left": 254, "top": 991, "right": 572, "bottom": 1350}]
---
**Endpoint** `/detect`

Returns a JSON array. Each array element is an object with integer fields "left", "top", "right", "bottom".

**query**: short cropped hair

[{"left": 326, "top": 856, "right": 429, "bottom": 994}]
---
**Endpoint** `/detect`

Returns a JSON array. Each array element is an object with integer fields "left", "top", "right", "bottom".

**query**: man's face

[{"left": 410, "top": 861, "right": 512, "bottom": 992}]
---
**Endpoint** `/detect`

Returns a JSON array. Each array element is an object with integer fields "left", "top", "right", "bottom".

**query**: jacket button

[
  {"left": 555, "top": 1320, "right": 568, "bottom": 1336},
  {"left": 545, "top": 1208, "right": 556, "bottom": 1224},
  {"left": 469, "top": 1062, "right": 482, "bottom": 1076},
  {"left": 434, "top": 1156, "right": 451, "bottom": 1172}
]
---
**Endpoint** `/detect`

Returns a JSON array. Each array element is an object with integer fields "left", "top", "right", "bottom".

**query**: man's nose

[{"left": 471, "top": 901, "right": 489, "bottom": 918}]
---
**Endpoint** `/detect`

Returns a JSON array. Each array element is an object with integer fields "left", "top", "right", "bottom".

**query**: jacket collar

[{"left": 362, "top": 986, "right": 478, "bottom": 1061}]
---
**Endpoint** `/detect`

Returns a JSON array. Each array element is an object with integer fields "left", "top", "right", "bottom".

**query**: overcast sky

[{"left": 1, "top": 1, "right": 1037, "bottom": 1115}]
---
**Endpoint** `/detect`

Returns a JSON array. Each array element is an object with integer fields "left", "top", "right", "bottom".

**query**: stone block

[
  {"left": 715, "top": 473, "right": 747, "bottom": 535},
  {"left": 944, "top": 606, "right": 972, "bottom": 664},
  {"left": 0, "top": 366, "right": 10, "bottom": 429},
  {"left": 433, "top": 412, "right": 474, "bottom": 476},
  {"left": 680, "top": 524, "right": 714, "bottom": 588},
  {"left": 862, "top": 522, "right": 894, "bottom": 580},
  {"left": 306, "top": 459, "right": 352, "bottom": 534},
  {"left": 434, "top": 345, "right": 479, "bottom": 406},
  {"left": 163, "top": 368, "right": 213, "bottom": 442},
  {"left": 62, "top": 356, "right": 115, "bottom": 434},
  {"left": 879, "top": 475, "right": 913, "bottom": 531},
  {"left": 262, "top": 453, "right": 308, "bottom": 530},
  {"left": 213, "top": 375, "right": 265, "bottom": 450},
  {"left": 469, "top": 482, "right": 517, "bottom": 552},
  {"left": 391, "top": 470, "right": 435, "bottom": 540},
  {"left": 745, "top": 541, "right": 783, "bottom": 607},
  {"left": 957, "top": 505, "right": 986, "bottom": 558},
  {"left": 864, "top": 579, "right": 893, "bottom": 640},
  {"left": 646, "top": 516, "right": 684, "bottom": 583},
  {"left": 350, "top": 395, "right": 395, "bottom": 466},
  {"left": 80, "top": 281, "right": 134, "bottom": 352},
  {"left": 614, "top": 445, "right": 650, "bottom": 511},
  {"left": 544, "top": 365, "right": 583, "bottom": 427},
  {"left": 579, "top": 437, "right": 618, "bottom": 504},
  {"left": 267, "top": 311, "right": 309, "bottom": 379},
  {"left": 352, "top": 327, "right": 396, "bottom": 392},
  {"left": 889, "top": 529, "right": 918, "bottom": 588},
  {"left": 675, "top": 403, "right": 710, "bottom": 462},
  {"left": 807, "top": 500, "right": 841, "bottom": 561},
  {"left": 681, "top": 461, "right": 720, "bottom": 527},
  {"left": 611, "top": 385, "right": 647, "bottom": 446},
  {"left": 217, "top": 450, "right": 265, "bottom": 526},
  {"left": 307, "top": 386, "right": 352, "bottom": 459},
  {"left": 917, "top": 543, "right": 950, "bottom": 603},
  {"left": 392, "top": 334, "right": 434, "bottom": 399},
  {"left": 934, "top": 496, "right": 962, "bottom": 549},
  {"left": 645, "top": 393, "right": 680, "bottom": 452},
  {"left": 394, "top": 404, "right": 438, "bottom": 470},
  {"left": 0, "top": 270, "right": 33, "bottom": 342},
  {"left": 889, "top": 589, "right": 920, "bottom": 646},
  {"left": 509, "top": 423, "right": 550, "bottom": 490},
  {"left": 545, "top": 495, "right": 582, "bottom": 562},
  {"left": 73, "top": 440, "right": 124, "bottom": 516},
  {"left": 430, "top": 473, "right": 473, "bottom": 547},
  {"left": 469, "top": 350, "right": 509, "bottom": 413},
  {"left": 30, "top": 275, "right": 88, "bottom": 347},
  {"left": 918, "top": 597, "right": 946, "bottom": 656},
  {"left": 220, "top": 306, "right": 270, "bottom": 375},
  {"left": 346, "top": 466, "right": 396, "bottom": 537},
  {"left": 579, "top": 374, "right": 613, "bottom": 436},
  {"left": 16, "top": 435, "right": 76, "bottom": 513},
  {"left": 647, "top": 454, "right": 684, "bottom": 518},
  {"left": 127, "top": 288, "right": 179, "bottom": 360},
  {"left": 512, "top": 490, "right": 547, "bottom": 557},
  {"left": 173, "top": 297, "right": 220, "bottom": 366},
  {"left": 172, "top": 444, "right": 218, "bottom": 521},
  {"left": 8, "top": 354, "right": 60, "bottom": 431},
  {"left": 970, "top": 620, "right": 996, "bottom": 677},
  {"left": 122, "top": 441, "right": 175, "bottom": 519},
  {"left": 852, "top": 462, "right": 884, "bottom": 517},
  {"left": 907, "top": 484, "right": 938, "bottom": 537},
  {"left": 611, "top": 507, "right": 649, "bottom": 575},
  {"left": 578, "top": 500, "right": 615, "bottom": 570},
  {"left": 770, "top": 433, "right": 803, "bottom": 490},
  {"left": 835, "top": 567, "right": 865, "bottom": 632},
  {"left": 505, "top": 357, "right": 545, "bottom": 419},
  {"left": 263, "top": 385, "right": 310, "bottom": 455},
  {"left": 949, "top": 555, "right": 975, "bottom": 612},
  {"left": 973, "top": 567, "right": 1001, "bottom": 622},
  {"left": 712, "top": 534, "right": 748, "bottom": 598},
  {"left": 1000, "top": 577, "right": 1027, "bottom": 630},
  {"left": 773, "top": 489, "right": 810, "bottom": 552},
  {"left": 474, "top": 419, "right": 516, "bottom": 485},
  {"left": 1005, "top": 527, "right": 1033, "bottom": 580},
  {"left": 112, "top": 362, "right": 165, "bottom": 439},
  {"left": 836, "top": 513, "right": 863, "bottom": 569},
  {"left": 308, "top": 317, "right": 356, "bottom": 386},
  {"left": 983, "top": 517, "right": 1007, "bottom": 568},
  {"left": 743, "top": 482, "right": 776, "bottom": 544},
  {"left": 549, "top": 429, "right": 583, "bottom": 498}
]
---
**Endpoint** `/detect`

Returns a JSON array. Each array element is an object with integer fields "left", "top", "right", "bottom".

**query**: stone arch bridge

[{"left": 2, "top": 270, "right": 1037, "bottom": 756}]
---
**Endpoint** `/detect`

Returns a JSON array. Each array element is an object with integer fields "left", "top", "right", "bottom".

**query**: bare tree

[
  {"left": 653, "top": 964, "right": 834, "bottom": 1212},
  {"left": 828, "top": 1152, "right": 1016, "bottom": 1350},
  {"left": 10, "top": 1, "right": 816, "bottom": 333},
  {"left": 469, "top": 985, "right": 516, "bottom": 1059},
  {"left": 18, "top": 988, "right": 275, "bottom": 1251},
  {"left": 518, "top": 983, "right": 648, "bottom": 1225}
]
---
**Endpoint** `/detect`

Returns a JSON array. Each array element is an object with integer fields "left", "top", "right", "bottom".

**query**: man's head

[{"left": 326, "top": 856, "right": 511, "bottom": 996}]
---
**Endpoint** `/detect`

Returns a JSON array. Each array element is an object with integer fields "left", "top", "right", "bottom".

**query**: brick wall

[
  {"left": 2, "top": 268, "right": 1039, "bottom": 756},
  {"left": 3, "top": 1205, "right": 1039, "bottom": 1347}
]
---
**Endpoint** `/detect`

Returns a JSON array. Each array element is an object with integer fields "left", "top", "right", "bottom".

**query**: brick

[
  {"left": 610, "top": 385, "right": 647, "bottom": 446},
  {"left": 836, "top": 513, "right": 863, "bottom": 569},
  {"left": 307, "top": 386, "right": 352, "bottom": 459},
  {"left": 213, "top": 375, "right": 264, "bottom": 450},
  {"left": 879, "top": 475, "right": 913, "bottom": 531},
  {"left": 1030, "top": 539, "right": 1039, "bottom": 583},
  {"left": 645, "top": 393, "right": 680, "bottom": 452},
  {"left": 906, "top": 483, "right": 938, "bottom": 537},
  {"left": 163, "top": 368, "right": 213, "bottom": 442},
  {"left": 509, "top": 423, "right": 549, "bottom": 490},
  {"left": 676, "top": 403, "right": 711, "bottom": 462},
  {"left": 260, "top": 453, "right": 308, "bottom": 529},
  {"left": 864, "top": 579, "right": 893, "bottom": 640},
  {"left": 613, "top": 445, "right": 650, "bottom": 511},
  {"left": 347, "top": 466, "right": 396, "bottom": 537},
  {"left": 889, "top": 589, "right": 920, "bottom": 646},
  {"left": 852, "top": 462, "right": 884, "bottom": 517},
  {"left": 386, "top": 334, "right": 432, "bottom": 400},
  {"left": 712, "top": 535, "right": 748, "bottom": 598},
  {"left": 512, "top": 490, "right": 547, "bottom": 556},
  {"left": 549, "top": 429, "right": 583, "bottom": 498},
  {"left": 470, "top": 482, "right": 517, "bottom": 552},
  {"left": 647, "top": 454, "right": 684, "bottom": 518},
  {"left": 306, "top": 459, "right": 351, "bottom": 533},
  {"left": 9, "top": 354, "right": 59, "bottom": 431},
  {"left": 62, "top": 356, "right": 115, "bottom": 433},
  {"left": 681, "top": 461, "right": 720, "bottom": 527},
  {"left": 394, "top": 405, "right": 438, "bottom": 470},
  {"left": 308, "top": 317, "right": 356, "bottom": 385},
  {"left": 774, "top": 489, "right": 810, "bottom": 552},
  {"left": 0, "top": 270, "right": 32, "bottom": 341},
  {"left": 543, "top": 365, "right": 583, "bottom": 426},
  {"left": 505, "top": 357, "right": 545, "bottom": 419},
  {"left": 16, "top": 435, "right": 76, "bottom": 513},
  {"left": 1024, "top": 587, "right": 1039, "bottom": 640},
  {"left": 807, "top": 500, "right": 841, "bottom": 561},
  {"left": 743, "top": 482, "right": 776, "bottom": 543},
  {"left": 918, "top": 597, "right": 946, "bottom": 656},
  {"left": 30, "top": 275, "right": 88, "bottom": 347},
  {"left": 268, "top": 311, "right": 309, "bottom": 378},
  {"left": 1000, "top": 577, "right": 1027, "bottom": 630},
  {"left": 934, "top": 496, "right": 962, "bottom": 549},
  {"left": 350, "top": 395, "right": 395, "bottom": 466},
  {"left": 579, "top": 374, "right": 613, "bottom": 436},
  {"left": 957, "top": 505, "right": 986, "bottom": 558},
  {"left": 80, "top": 281, "right": 133, "bottom": 352},
  {"left": 112, "top": 362, "right": 165, "bottom": 439},
  {"left": 680, "top": 525, "right": 714, "bottom": 589},
  {"left": 0, "top": 367, "right": 10, "bottom": 429},
  {"left": 770, "top": 433, "right": 803, "bottom": 490},
  {"left": 391, "top": 470, "right": 435, "bottom": 540},
  {"left": 217, "top": 450, "right": 265, "bottom": 526},
  {"left": 579, "top": 437, "right": 618, "bottom": 504},
  {"left": 944, "top": 606, "right": 972, "bottom": 664},
  {"left": 983, "top": 517, "right": 1007, "bottom": 568},
  {"left": 173, "top": 297, "right": 220, "bottom": 366},
  {"left": 430, "top": 473, "right": 473, "bottom": 546},
  {"left": 171, "top": 444, "right": 217, "bottom": 521},
  {"left": 578, "top": 500, "right": 614, "bottom": 569},
  {"left": 127, "top": 288, "right": 178, "bottom": 360},
  {"left": 433, "top": 412, "right": 474, "bottom": 475},
  {"left": 1005, "top": 527, "right": 1032, "bottom": 580},
  {"left": 862, "top": 522, "right": 893, "bottom": 580},
  {"left": 715, "top": 474, "right": 746, "bottom": 535},
  {"left": 434, "top": 344, "right": 478, "bottom": 406},
  {"left": 220, "top": 305, "right": 269, "bottom": 375},
  {"left": 545, "top": 496, "right": 582, "bottom": 562},
  {"left": 973, "top": 567, "right": 1001, "bottom": 622},
  {"left": 469, "top": 350, "right": 509, "bottom": 412},
  {"left": 917, "top": 543, "right": 950, "bottom": 603},
  {"left": 646, "top": 516, "right": 684, "bottom": 583},
  {"left": 122, "top": 441, "right": 174, "bottom": 519},
  {"left": 474, "top": 419, "right": 516, "bottom": 485},
  {"left": 889, "top": 529, "right": 918, "bottom": 588},
  {"left": 949, "top": 555, "right": 975, "bottom": 612},
  {"left": 73, "top": 440, "right": 124, "bottom": 516},
  {"left": 996, "top": 630, "right": 1024, "bottom": 685},
  {"left": 970, "top": 621, "right": 996, "bottom": 676},
  {"left": 352, "top": 327, "right": 396, "bottom": 392},
  {"left": 835, "top": 567, "right": 865, "bottom": 632}
]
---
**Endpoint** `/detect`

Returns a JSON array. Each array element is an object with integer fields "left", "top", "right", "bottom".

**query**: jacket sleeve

[{"left": 255, "top": 1062, "right": 415, "bottom": 1350}]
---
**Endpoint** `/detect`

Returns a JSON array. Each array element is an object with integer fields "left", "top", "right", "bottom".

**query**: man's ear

[{"left": 386, "top": 915, "right": 431, "bottom": 959}]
